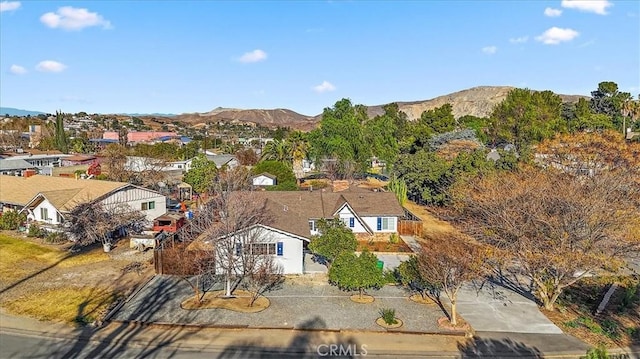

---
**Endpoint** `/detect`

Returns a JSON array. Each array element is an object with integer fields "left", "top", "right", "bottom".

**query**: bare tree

[
  {"left": 450, "top": 168, "right": 640, "bottom": 311},
  {"left": 160, "top": 241, "right": 215, "bottom": 304},
  {"left": 416, "top": 235, "right": 489, "bottom": 326},
  {"left": 66, "top": 201, "right": 146, "bottom": 249},
  {"left": 239, "top": 233, "right": 284, "bottom": 306}
]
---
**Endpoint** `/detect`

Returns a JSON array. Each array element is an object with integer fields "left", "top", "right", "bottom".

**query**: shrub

[
  {"left": 27, "top": 224, "right": 46, "bottom": 238},
  {"left": 601, "top": 319, "right": 621, "bottom": 340},
  {"left": 564, "top": 320, "right": 579, "bottom": 328},
  {"left": 44, "top": 231, "right": 67, "bottom": 244},
  {"left": 383, "top": 269, "right": 399, "bottom": 284},
  {"left": 578, "top": 317, "right": 604, "bottom": 335},
  {"left": 379, "top": 308, "right": 398, "bottom": 325},
  {"left": 308, "top": 180, "right": 328, "bottom": 189},
  {"left": 0, "top": 211, "right": 26, "bottom": 230},
  {"left": 584, "top": 345, "right": 608, "bottom": 359},
  {"left": 389, "top": 233, "right": 399, "bottom": 244},
  {"left": 621, "top": 284, "right": 639, "bottom": 311}
]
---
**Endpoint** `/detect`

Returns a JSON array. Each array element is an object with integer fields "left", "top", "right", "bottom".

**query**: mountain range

[{"left": 3, "top": 86, "right": 588, "bottom": 130}]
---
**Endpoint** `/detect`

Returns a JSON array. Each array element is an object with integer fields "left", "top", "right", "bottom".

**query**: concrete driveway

[{"left": 454, "top": 281, "right": 563, "bottom": 334}]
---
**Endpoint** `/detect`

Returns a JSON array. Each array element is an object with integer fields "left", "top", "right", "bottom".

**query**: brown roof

[
  {"left": 64, "top": 155, "right": 96, "bottom": 162},
  {"left": 252, "top": 190, "right": 403, "bottom": 238},
  {"left": 0, "top": 175, "right": 129, "bottom": 209}
]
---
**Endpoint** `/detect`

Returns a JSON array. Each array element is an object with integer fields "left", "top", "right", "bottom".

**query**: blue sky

[{"left": 1, "top": 0, "right": 638, "bottom": 115}]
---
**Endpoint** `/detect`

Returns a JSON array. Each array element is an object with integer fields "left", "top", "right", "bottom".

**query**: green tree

[
  {"left": 590, "top": 81, "right": 632, "bottom": 130},
  {"left": 490, "top": 88, "right": 563, "bottom": 151},
  {"left": 419, "top": 104, "right": 456, "bottom": 134},
  {"left": 394, "top": 150, "right": 452, "bottom": 205},
  {"left": 54, "top": 110, "right": 69, "bottom": 153},
  {"left": 387, "top": 174, "right": 408, "bottom": 206},
  {"left": 308, "top": 98, "right": 370, "bottom": 172},
  {"left": 459, "top": 115, "right": 490, "bottom": 144},
  {"left": 308, "top": 219, "right": 357, "bottom": 265},
  {"left": 252, "top": 160, "right": 297, "bottom": 190},
  {"left": 328, "top": 250, "right": 385, "bottom": 299},
  {"left": 261, "top": 139, "right": 292, "bottom": 163},
  {"left": 365, "top": 105, "right": 400, "bottom": 169},
  {"left": 287, "top": 131, "right": 310, "bottom": 178},
  {"left": 183, "top": 154, "right": 218, "bottom": 194},
  {"left": 0, "top": 211, "right": 26, "bottom": 230}
]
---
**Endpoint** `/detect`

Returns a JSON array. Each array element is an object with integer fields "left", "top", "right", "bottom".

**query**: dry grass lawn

[
  {"left": 0, "top": 232, "right": 152, "bottom": 325},
  {"left": 4, "top": 286, "right": 121, "bottom": 324},
  {"left": 403, "top": 201, "right": 460, "bottom": 240},
  {"left": 181, "top": 290, "right": 270, "bottom": 313},
  {"left": 409, "top": 293, "right": 437, "bottom": 305}
]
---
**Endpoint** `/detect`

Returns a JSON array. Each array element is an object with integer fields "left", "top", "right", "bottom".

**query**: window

[
  {"left": 40, "top": 208, "right": 48, "bottom": 221},
  {"left": 141, "top": 201, "right": 155, "bottom": 211},
  {"left": 349, "top": 217, "right": 355, "bottom": 228},
  {"left": 309, "top": 220, "right": 316, "bottom": 232},
  {"left": 242, "top": 243, "right": 277, "bottom": 255},
  {"left": 376, "top": 217, "right": 395, "bottom": 231},
  {"left": 56, "top": 212, "right": 63, "bottom": 223}
]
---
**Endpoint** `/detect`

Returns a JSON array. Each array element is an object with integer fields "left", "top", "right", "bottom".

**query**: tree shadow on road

[
  {"left": 3, "top": 274, "right": 209, "bottom": 358},
  {"left": 458, "top": 336, "right": 543, "bottom": 358},
  {"left": 217, "top": 317, "right": 362, "bottom": 358}
]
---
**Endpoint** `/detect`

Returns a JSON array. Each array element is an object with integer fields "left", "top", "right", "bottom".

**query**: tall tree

[
  {"left": 261, "top": 139, "right": 292, "bottom": 164},
  {"left": 490, "top": 89, "right": 563, "bottom": 151},
  {"left": 308, "top": 98, "right": 370, "bottom": 173},
  {"left": 451, "top": 168, "right": 640, "bottom": 311},
  {"left": 590, "top": 81, "right": 632, "bottom": 130},
  {"left": 365, "top": 105, "right": 400, "bottom": 169},
  {"left": 287, "top": 131, "right": 309, "bottom": 179},
  {"left": 54, "top": 110, "right": 69, "bottom": 153}
]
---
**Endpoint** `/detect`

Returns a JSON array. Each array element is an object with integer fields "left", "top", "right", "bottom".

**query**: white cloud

[
  {"left": 238, "top": 49, "right": 268, "bottom": 63},
  {"left": 40, "top": 6, "right": 111, "bottom": 30},
  {"left": 509, "top": 36, "right": 529, "bottom": 44},
  {"left": 9, "top": 64, "right": 27, "bottom": 75},
  {"left": 36, "top": 60, "right": 67, "bottom": 73},
  {"left": 535, "top": 27, "right": 579, "bottom": 45},
  {"left": 481, "top": 46, "right": 497, "bottom": 55},
  {"left": 0, "top": 1, "right": 20, "bottom": 12},
  {"left": 312, "top": 81, "right": 336, "bottom": 93},
  {"left": 544, "top": 7, "right": 563, "bottom": 17},
  {"left": 561, "top": 0, "right": 612, "bottom": 15}
]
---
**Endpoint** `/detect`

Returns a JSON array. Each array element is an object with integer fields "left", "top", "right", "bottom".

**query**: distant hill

[
  {"left": 122, "top": 112, "right": 177, "bottom": 117},
  {"left": 366, "top": 86, "right": 588, "bottom": 121},
  {"left": 176, "top": 107, "right": 317, "bottom": 131},
  {"left": 0, "top": 107, "right": 45, "bottom": 117},
  {"left": 175, "top": 86, "right": 587, "bottom": 131}
]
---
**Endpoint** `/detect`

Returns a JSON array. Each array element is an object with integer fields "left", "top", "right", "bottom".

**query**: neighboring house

[
  {"left": 252, "top": 172, "right": 276, "bottom": 187},
  {"left": 61, "top": 155, "right": 97, "bottom": 167},
  {"left": 199, "top": 191, "right": 404, "bottom": 274},
  {"left": 10, "top": 152, "right": 72, "bottom": 170},
  {"left": 103, "top": 131, "right": 178, "bottom": 144},
  {"left": 205, "top": 154, "right": 239, "bottom": 169},
  {"left": 0, "top": 175, "right": 166, "bottom": 226},
  {"left": 167, "top": 158, "right": 193, "bottom": 172},
  {"left": 0, "top": 159, "right": 36, "bottom": 176}
]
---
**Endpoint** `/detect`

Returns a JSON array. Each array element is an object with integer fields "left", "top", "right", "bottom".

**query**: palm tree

[
  {"left": 261, "top": 139, "right": 292, "bottom": 164},
  {"left": 288, "top": 131, "right": 309, "bottom": 178}
]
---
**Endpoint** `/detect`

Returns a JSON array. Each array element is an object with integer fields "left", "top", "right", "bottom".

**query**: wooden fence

[{"left": 398, "top": 220, "right": 422, "bottom": 236}]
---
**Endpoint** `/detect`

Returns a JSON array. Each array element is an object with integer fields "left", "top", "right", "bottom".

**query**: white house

[
  {"left": 196, "top": 190, "right": 404, "bottom": 274},
  {"left": 0, "top": 175, "right": 166, "bottom": 226},
  {"left": 252, "top": 172, "right": 276, "bottom": 187}
]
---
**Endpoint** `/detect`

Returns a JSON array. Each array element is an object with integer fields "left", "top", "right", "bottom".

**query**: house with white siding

[
  {"left": 0, "top": 175, "right": 165, "bottom": 227},
  {"left": 198, "top": 191, "right": 403, "bottom": 274}
]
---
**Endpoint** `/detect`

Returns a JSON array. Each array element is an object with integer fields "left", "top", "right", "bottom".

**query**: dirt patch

[
  {"left": 357, "top": 240, "right": 412, "bottom": 253},
  {"left": 437, "top": 316, "right": 471, "bottom": 332},
  {"left": 544, "top": 276, "right": 639, "bottom": 348},
  {"left": 181, "top": 290, "right": 269, "bottom": 313},
  {"left": 350, "top": 294, "right": 375, "bottom": 304},
  {"left": 409, "top": 293, "right": 437, "bottom": 305},
  {"left": 0, "top": 232, "right": 153, "bottom": 324},
  {"left": 376, "top": 317, "right": 403, "bottom": 329},
  {"left": 402, "top": 202, "right": 460, "bottom": 240}
]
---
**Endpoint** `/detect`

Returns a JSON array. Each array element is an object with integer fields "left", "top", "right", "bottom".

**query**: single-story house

[
  {"left": 0, "top": 175, "right": 166, "bottom": 226},
  {"left": 205, "top": 154, "right": 239, "bottom": 169},
  {"left": 61, "top": 155, "right": 97, "bottom": 167},
  {"left": 0, "top": 159, "right": 36, "bottom": 176},
  {"left": 198, "top": 190, "right": 404, "bottom": 274},
  {"left": 252, "top": 172, "right": 276, "bottom": 187}
]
